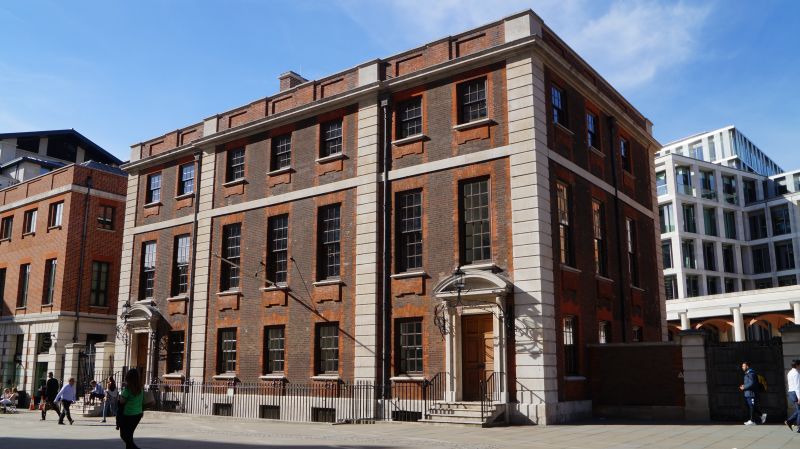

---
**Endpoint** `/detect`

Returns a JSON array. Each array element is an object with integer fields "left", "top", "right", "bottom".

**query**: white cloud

[{"left": 339, "top": 0, "right": 712, "bottom": 90}]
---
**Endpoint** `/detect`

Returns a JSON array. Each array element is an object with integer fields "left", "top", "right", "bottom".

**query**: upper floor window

[
  {"left": 656, "top": 171, "right": 667, "bottom": 196},
  {"left": 217, "top": 328, "right": 237, "bottom": 374},
  {"left": 0, "top": 216, "right": 12, "bottom": 240},
  {"left": 556, "top": 181, "right": 573, "bottom": 266},
  {"left": 682, "top": 204, "right": 696, "bottom": 233},
  {"left": 703, "top": 208, "right": 718, "bottom": 236},
  {"left": 316, "top": 323, "right": 339, "bottom": 375},
  {"left": 690, "top": 142, "right": 703, "bottom": 160},
  {"left": 43, "top": 258, "right": 57, "bottom": 306},
  {"left": 146, "top": 173, "right": 161, "bottom": 204},
  {"left": 722, "top": 244, "right": 736, "bottom": 273},
  {"left": 460, "top": 178, "right": 491, "bottom": 265},
  {"left": 271, "top": 134, "right": 292, "bottom": 171},
  {"left": 703, "top": 241, "right": 717, "bottom": 271},
  {"left": 178, "top": 163, "right": 194, "bottom": 196},
  {"left": 775, "top": 240, "right": 795, "bottom": 271},
  {"left": 771, "top": 205, "right": 791, "bottom": 236},
  {"left": 48, "top": 202, "right": 63, "bottom": 228},
  {"left": 748, "top": 211, "right": 767, "bottom": 240},
  {"left": 172, "top": 234, "right": 191, "bottom": 296},
  {"left": 700, "top": 171, "right": 716, "bottom": 200},
  {"left": 167, "top": 330, "right": 185, "bottom": 373},
  {"left": 592, "top": 200, "right": 606, "bottom": 276},
  {"left": 662, "top": 240, "right": 673, "bottom": 269},
  {"left": 723, "top": 210, "right": 736, "bottom": 239},
  {"left": 226, "top": 148, "right": 245, "bottom": 182},
  {"left": 751, "top": 245, "right": 770, "bottom": 274},
  {"left": 18, "top": 263, "right": 30, "bottom": 308},
  {"left": 675, "top": 167, "right": 691, "bottom": 195},
  {"left": 563, "top": 316, "right": 578, "bottom": 375},
  {"left": 264, "top": 326, "right": 285, "bottom": 374},
  {"left": 397, "top": 97, "right": 423, "bottom": 138},
  {"left": 318, "top": 204, "right": 341, "bottom": 280},
  {"left": 320, "top": 119, "right": 343, "bottom": 158},
  {"left": 626, "top": 218, "right": 639, "bottom": 286},
  {"left": 98, "top": 205, "right": 115, "bottom": 230},
  {"left": 632, "top": 326, "right": 643, "bottom": 343},
  {"left": 659, "top": 204, "right": 675, "bottom": 233},
  {"left": 598, "top": 321, "right": 611, "bottom": 344},
  {"left": 458, "top": 78, "right": 487, "bottom": 124},
  {"left": 23, "top": 209, "right": 37, "bottom": 234},
  {"left": 90, "top": 261, "right": 110, "bottom": 306},
  {"left": 397, "top": 190, "right": 422, "bottom": 272},
  {"left": 267, "top": 214, "right": 289, "bottom": 286},
  {"left": 0, "top": 268, "right": 6, "bottom": 304},
  {"left": 665, "top": 275, "right": 678, "bottom": 300},
  {"left": 743, "top": 179, "right": 757, "bottom": 204},
  {"left": 221, "top": 223, "right": 241, "bottom": 291},
  {"left": 620, "top": 137, "right": 632, "bottom": 173},
  {"left": 397, "top": 319, "right": 423, "bottom": 374},
  {"left": 586, "top": 112, "right": 599, "bottom": 149},
  {"left": 551, "top": 85, "right": 567, "bottom": 127},
  {"left": 682, "top": 240, "right": 696, "bottom": 269},
  {"left": 140, "top": 241, "right": 157, "bottom": 299},
  {"left": 722, "top": 175, "right": 737, "bottom": 204}
]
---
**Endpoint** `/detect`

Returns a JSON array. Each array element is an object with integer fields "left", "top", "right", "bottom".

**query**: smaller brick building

[{"left": 0, "top": 160, "right": 126, "bottom": 397}]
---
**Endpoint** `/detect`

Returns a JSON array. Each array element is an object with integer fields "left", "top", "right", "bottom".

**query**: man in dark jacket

[
  {"left": 40, "top": 372, "right": 60, "bottom": 421},
  {"left": 739, "top": 362, "right": 766, "bottom": 425}
]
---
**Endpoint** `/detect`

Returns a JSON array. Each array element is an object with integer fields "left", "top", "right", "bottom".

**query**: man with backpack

[{"left": 739, "top": 361, "right": 767, "bottom": 425}]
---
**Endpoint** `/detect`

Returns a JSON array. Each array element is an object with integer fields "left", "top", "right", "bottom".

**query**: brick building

[
  {"left": 114, "top": 10, "right": 664, "bottom": 424},
  {"left": 0, "top": 159, "right": 126, "bottom": 396}
]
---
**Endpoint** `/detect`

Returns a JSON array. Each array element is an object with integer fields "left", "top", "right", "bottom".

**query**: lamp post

[
  {"left": 453, "top": 266, "right": 465, "bottom": 314},
  {"left": 119, "top": 300, "right": 131, "bottom": 373}
]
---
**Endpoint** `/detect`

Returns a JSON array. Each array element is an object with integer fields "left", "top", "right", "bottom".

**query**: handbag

[{"left": 142, "top": 391, "right": 156, "bottom": 409}]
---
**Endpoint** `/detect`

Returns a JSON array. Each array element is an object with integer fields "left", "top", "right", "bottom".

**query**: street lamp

[
  {"left": 453, "top": 266, "right": 465, "bottom": 315},
  {"left": 119, "top": 300, "right": 132, "bottom": 373}
]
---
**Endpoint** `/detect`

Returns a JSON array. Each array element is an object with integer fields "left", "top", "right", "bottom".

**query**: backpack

[{"left": 757, "top": 374, "right": 768, "bottom": 392}]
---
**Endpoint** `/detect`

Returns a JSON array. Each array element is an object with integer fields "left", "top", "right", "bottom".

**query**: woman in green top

[{"left": 118, "top": 368, "right": 144, "bottom": 449}]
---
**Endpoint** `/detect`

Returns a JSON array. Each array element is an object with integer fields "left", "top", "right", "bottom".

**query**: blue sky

[{"left": 1, "top": 1, "right": 798, "bottom": 169}]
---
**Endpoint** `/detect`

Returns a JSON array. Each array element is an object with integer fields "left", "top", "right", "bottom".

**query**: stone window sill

[
  {"left": 631, "top": 285, "right": 646, "bottom": 292},
  {"left": 589, "top": 146, "right": 605, "bottom": 158},
  {"left": 163, "top": 373, "right": 185, "bottom": 380},
  {"left": 22, "top": 231, "right": 35, "bottom": 237},
  {"left": 390, "top": 376, "right": 425, "bottom": 382},
  {"left": 143, "top": 201, "right": 162, "bottom": 208},
  {"left": 560, "top": 264, "right": 581, "bottom": 274},
  {"left": 222, "top": 178, "right": 246, "bottom": 187},
  {"left": 311, "top": 375, "right": 341, "bottom": 382},
  {"left": 315, "top": 153, "right": 347, "bottom": 164},
  {"left": 554, "top": 122, "right": 573, "bottom": 135},
  {"left": 216, "top": 290, "right": 242, "bottom": 297},
  {"left": 391, "top": 134, "right": 426, "bottom": 146},
  {"left": 313, "top": 279, "right": 343, "bottom": 287},
  {"left": 267, "top": 167, "right": 294, "bottom": 176},
  {"left": 212, "top": 373, "right": 239, "bottom": 381},
  {"left": 260, "top": 284, "right": 288, "bottom": 292},
  {"left": 595, "top": 274, "right": 614, "bottom": 283},
  {"left": 259, "top": 374, "right": 287, "bottom": 381},
  {"left": 167, "top": 295, "right": 189, "bottom": 302},
  {"left": 452, "top": 118, "right": 495, "bottom": 132},
  {"left": 390, "top": 271, "right": 427, "bottom": 279},
  {"left": 47, "top": 225, "right": 62, "bottom": 231},
  {"left": 174, "top": 192, "right": 194, "bottom": 200},
  {"left": 461, "top": 262, "right": 497, "bottom": 272},
  {"left": 0, "top": 238, "right": 9, "bottom": 243}
]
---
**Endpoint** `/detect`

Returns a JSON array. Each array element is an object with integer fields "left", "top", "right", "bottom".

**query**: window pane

[
  {"left": 271, "top": 134, "right": 292, "bottom": 170},
  {"left": 321, "top": 120, "right": 343, "bottom": 157},
  {"left": 459, "top": 78, "right": 487, "bottom": 123},
  {"left": 398, "top": 97, "right": 423, "bottom": 138},
  {"left": 221, "top": 224, "right": 241, "bottom": 290},
  {"left": 461, "top": 179, "right": 491, "bottom": 264},
  {"left": 318, "top": 205, "right": 341, "bottom": 279},
  {"left": 268, "top": 215, "right": 289, "bottom": 285},
  {"left": 397, "top": 190, "right": 422, "bottom": 271}
]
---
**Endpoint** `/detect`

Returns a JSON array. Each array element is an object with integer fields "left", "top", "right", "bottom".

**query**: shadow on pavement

[{"left": 0, "top": 438, "right": 399, "bottom": 449}]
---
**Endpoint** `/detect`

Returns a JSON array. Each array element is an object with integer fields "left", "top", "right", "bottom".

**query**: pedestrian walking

[
  {"left": 785, "top": 359, "right": 800, "bottom": 433},
  {"left": 102, "top": 377, "right": 118, "bottom": 423},
  {"left": 118, "top": 369, "right": 145, "bottom": 449},
  {"left": 739, "top": 361, "right": 767, "bottom": 425},
  {"left": 40, "top": 372, "right": 61, "bottom": 421},
  {"left": 54, "top": 377, "right": 76, "bottom": 425}
]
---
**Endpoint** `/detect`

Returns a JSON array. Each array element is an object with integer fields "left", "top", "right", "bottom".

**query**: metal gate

[
  {"left": 76, "top": 349, "right": 96, "bottom": 397},
  {"left": 706, "top": 338, "right": 786, "bottom": 422}
]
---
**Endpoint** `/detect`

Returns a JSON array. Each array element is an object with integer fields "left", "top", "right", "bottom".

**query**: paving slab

[{"left": 1, "top": 410, "right": 798, "bottom": 449}]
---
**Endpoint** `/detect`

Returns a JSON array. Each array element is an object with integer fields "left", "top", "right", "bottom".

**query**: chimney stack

[{"left": 279, "top": 71, "right": 308, "bottom": 92}]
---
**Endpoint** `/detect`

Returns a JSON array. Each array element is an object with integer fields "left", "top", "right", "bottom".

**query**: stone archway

[{"left": 433, "top": 270, "right": 511, "bottom": 403}]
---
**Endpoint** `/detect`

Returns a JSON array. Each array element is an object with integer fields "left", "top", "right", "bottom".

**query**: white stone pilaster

[
  {"left": 188, "top": 147, "right": 216, "bottom": 381},
  {"left": 507, "top": 50, "right": 558, "bottom": 423},
  {"left": 114, "top": 173, "right": 140, "bottom": 371},
  {"left": 353, "top": 97, "right": 380, "bottom": 381}
]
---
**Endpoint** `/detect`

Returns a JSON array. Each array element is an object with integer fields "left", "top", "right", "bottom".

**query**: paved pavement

[{"left": 1, "top": 410, "right": 799, "bottom": 449}]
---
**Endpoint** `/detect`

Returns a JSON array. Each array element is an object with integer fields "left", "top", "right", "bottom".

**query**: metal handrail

[{"left": 479, "top": 371, "right": 503, "bottom": 422}]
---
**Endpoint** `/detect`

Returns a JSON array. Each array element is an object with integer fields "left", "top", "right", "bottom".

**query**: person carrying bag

[{"left": 118, "top": 369, "right": 151, "bottom": 449}]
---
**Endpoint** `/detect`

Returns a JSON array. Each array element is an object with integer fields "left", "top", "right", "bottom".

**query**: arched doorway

[{"left": 432, "top": 269, "right": 511, "bottom": 402}]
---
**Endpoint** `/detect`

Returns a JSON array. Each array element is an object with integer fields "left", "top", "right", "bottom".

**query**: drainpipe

[
  {"left": 183, "top": 151, "right": 202, "bottom": 380},
  {"left": 73, "top": 175, "right": 93, "bottom": 344},
  {"left": 380, "top": 98, "right": 391, "bottom": 394},
  {"left": 607, "top": 118, "right": 627, "bottom": 342}
]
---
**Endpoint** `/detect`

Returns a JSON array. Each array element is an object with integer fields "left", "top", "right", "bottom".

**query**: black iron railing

[
  {"left": 145, "top": 375, "right": 446, "bottom": 423},
  {"left": 479, "top": 371, "right": 503, "bottom": 421}
]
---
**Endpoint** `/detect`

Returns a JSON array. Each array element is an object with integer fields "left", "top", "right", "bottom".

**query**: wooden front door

[
  {"left": 461, "top": 314, "right": 494, "bottom": 401},
  {"left": 135, "top": 333, "right": 148, "bottom": 372}
]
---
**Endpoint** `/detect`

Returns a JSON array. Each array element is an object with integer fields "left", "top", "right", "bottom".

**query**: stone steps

[{"left": 419, "top": 401, "right": 499, "bottom": 427}]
